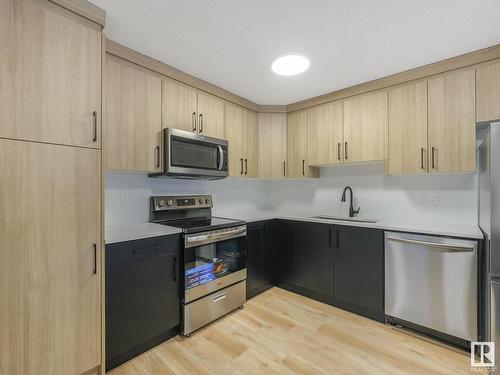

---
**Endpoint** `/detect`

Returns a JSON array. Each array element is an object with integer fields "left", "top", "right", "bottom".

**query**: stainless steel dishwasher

[{"left": 385, "top": 232, "right": 478, "bottom": 344}]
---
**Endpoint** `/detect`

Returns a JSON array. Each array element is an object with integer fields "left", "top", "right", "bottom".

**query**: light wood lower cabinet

[
  {"left": 0, "top": 0, "right": 102, "bottom": 148},
  {"left": 343, "top": 91, "right": 388, "bottom": 163},
  {"left": 308, "top": 101, "right": 343, "bottom": 165},
  {"left": 105, "top": 57, "right": 162, "bottom": 172},
  {"left": 428, "top": 69, "right": 476, "bottom": 173},
  {"left": 287, "top": 111, "right": 318, "bottom": 178},
  {"left": 0, "top": 139, "right": 101, "bottom": 375},
  {"left": 258, "top": 113, "right": 287, "bottom": 178},
  {"left": 476, "top": 61, "right": 500, "bottom": 123},
  {"left": 388, "top": 81, "right": 428, "bottom": 175},
  {"left": 224, "top": 104, "right": 258, "bottom": 177}
]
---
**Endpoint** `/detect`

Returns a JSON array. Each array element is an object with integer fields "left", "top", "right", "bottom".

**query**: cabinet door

[
  {"left": 105, "top": 58, "right": 162, "bottom": 172},
  {"left": 308, "top": 101, "right": 344, "bottom": 165},
  {"left": 243, "top": 110, "right": 259, "bottom": 178},
  {"left": 334, "top": 226, "right": 384, "bottom": 320},
  {"left": 224, "top": 104, "right": 244, "bottom": 176},
  {"left": 294, "top": 222, "right": 334, "bottom": 297},
  {"left": 477, "top": 62, "right": 500, "bottom": 123},
  {"left": 428, "top": 69, "right": 476, "bottom": 173},
  {"left": 0, "top": 139, "right": 101, "bottom": 375},
  {"left": 287, "top": 111, "right": 317, "bottom": 178},
  {"left": 162, "top": 78, "right": 198, "bottom": 132},
  {"left": 0, "top": 0, "right": 102, "bottom": 148},
  {"left": 273, "top": 220, "right": 296, "bottom": 285},
  {"left": 246, "top": 225, "right": 264, "bottom": 297},
  {"left": 343, "top": 91, "right": 388, "bottom": 163},
  {"left": 258, "top": 113, "right": 287, "bottom": 178},
  {"left": 197, "top": 92, "right": 225, "bottom": 139},
  {"left": 388, "top": 81, "right": 428, "bottom": 175}
]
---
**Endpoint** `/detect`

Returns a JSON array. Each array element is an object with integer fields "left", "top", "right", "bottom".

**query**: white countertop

[
  {"left": 228, "top": 211, "right": 483, "bottom": 240},
  {"left": 105, "top": 223, "right": 182, "bottom": 244}
]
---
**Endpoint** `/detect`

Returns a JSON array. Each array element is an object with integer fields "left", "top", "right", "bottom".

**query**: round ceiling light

[{"left": 271, "top": 54, "right": 310, "bottom": 76}]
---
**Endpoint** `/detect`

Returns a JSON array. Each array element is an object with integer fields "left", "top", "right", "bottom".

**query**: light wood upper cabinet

[
  {"left": 388, "top": 81, "right": 428, "bottom": 175},
  {"left": 197, "top": 91, "right": 226, "bottom": 139},
  {"left": 0, "top": 139, "right": 101, "bottom": 375},
  {"left": 287, "top": 111, "right": 318, "bottom": 178},
  {"left": 243, "top": 110, "right": 258, "bottom": 178},
  {"left": 105, "top": 57, "right": 162, "bottom": 172},
  {"left": 225, "top": 104, "right": 244, "bottom": 176},
  {"left": 0, "top": 0, "right": 102, "bottom": 148},
  {"left": 428, "top": 69, "right": 476, "bottom": 173},
  {"left": 343, "top": 91, "right": 388, "bottom": 163},
  {"left": 308, "top": 101, "right": 343, "bottom": 165},
  {"left": 162, "top": 78, "right": 198, "bottom": 132},
  {"left": 258, "top": 113, "right": 287, "bottom": 179},
  {"left": 477, "top": 61, "right": 500, "bottom": 123},
  {"left": 224, "top": 103, "right": 258, "bottom": 177}
]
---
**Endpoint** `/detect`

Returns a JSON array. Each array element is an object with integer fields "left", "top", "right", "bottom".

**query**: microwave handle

[{"left": 217, "top": 145, "right": 224, "bottom": 170}]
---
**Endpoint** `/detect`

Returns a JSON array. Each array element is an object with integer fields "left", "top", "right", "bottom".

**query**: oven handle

[
  {"left": 217, "top": 145, "right": 224, "bottom": 170},
  {"left": 184, "top": 225, "right": 247, "bottom": 248}
]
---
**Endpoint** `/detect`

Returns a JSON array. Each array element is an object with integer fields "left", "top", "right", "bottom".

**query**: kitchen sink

[{"left": 311, "top": 215, "right": 378, "bottom": 224}]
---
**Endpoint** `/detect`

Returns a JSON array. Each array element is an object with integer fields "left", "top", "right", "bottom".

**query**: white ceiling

[{"left": 90, "top": 0, "right": 500, "bottom": 105}]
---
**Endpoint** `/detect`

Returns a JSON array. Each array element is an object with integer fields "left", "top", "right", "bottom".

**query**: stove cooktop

[{"left": 156, "top": 216, "right": 245, "bottom": 234}]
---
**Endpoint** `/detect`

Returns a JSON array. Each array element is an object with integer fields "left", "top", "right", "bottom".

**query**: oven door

[
  {"left": 184, "top": 225, "right": 247, "bottom": 303},
  {"left": 165, "top": 128, "right": 228, "bottom": 178}
]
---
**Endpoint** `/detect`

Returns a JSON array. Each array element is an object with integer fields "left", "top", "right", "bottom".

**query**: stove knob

[
  {"left": 199, "top": 199, "right": 203, "bottom": 204},
  {"left": 158, "top": 200, "right": 166, "bottom": 207},
  {"left": 205, "top": 199, "right": 210, "bottom": 204},
  {"left": 167, "top": 200, "right": 173, "bottom": 206}
]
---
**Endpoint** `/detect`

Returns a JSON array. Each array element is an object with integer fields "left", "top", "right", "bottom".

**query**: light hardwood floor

[{"left": 109, "top": 287, "right": 474, "bottom": 375}]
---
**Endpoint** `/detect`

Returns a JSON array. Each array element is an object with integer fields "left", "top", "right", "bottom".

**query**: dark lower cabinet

[
  {"left": 105, "top": 234, "right": 180, "bottom": 370},
  {"left": 333, "top": 226, "right": 385, "bottom": 322},
  {"left": 293, "top": 222, "right": 334, "bottom": 299},
  {"left": 246, "top": 221, "right": 274, "bottom": 299},
  {"left": 272, "top": 219, "right": 296, "bottom": 286}
]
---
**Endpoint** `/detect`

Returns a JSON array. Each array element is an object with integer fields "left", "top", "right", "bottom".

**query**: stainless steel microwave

[{"left": 149, "top": 128, "right": 228, "bottom": 180}]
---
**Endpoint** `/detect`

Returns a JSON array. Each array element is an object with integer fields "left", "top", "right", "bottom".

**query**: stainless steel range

[{"left": 150, "top": 195, "right": 247, "bottom": 336}]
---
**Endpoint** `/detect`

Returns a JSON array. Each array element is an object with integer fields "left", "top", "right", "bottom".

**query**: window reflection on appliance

[{"left": 185, "top": 238, "right": 246, "bottom": 290}]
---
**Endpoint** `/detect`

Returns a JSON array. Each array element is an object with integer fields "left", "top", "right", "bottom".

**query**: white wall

[{"left": 106, "top": 163, "right": 478, "bottom": 226}]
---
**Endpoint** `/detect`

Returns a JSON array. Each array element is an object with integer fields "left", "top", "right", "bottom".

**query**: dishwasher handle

[{"left": 386, "top": 236, "right": 475, "bottom": 253}]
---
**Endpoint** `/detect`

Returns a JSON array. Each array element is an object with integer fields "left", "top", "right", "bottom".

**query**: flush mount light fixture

[{"left": 271, "top": 54, "right": 310, "bottom": 76}]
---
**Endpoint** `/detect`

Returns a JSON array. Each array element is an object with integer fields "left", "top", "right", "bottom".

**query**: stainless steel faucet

[{"left": 341, "top": 186, "right": 360, "bottom": 218}]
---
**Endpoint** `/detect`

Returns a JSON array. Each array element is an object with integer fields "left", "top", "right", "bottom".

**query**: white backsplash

[{"left": 106, "top": 163, "right": 478, "bottom": 227}]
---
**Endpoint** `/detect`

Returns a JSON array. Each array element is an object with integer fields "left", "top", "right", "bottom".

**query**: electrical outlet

[
  {"left": 120, "top": 191, "right": 128, "bottom": 204},
  {"left": 431, "top": 192, "right": 439, "bottom": 206}
]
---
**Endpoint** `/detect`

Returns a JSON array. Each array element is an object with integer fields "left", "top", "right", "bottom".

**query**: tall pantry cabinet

[{"left": 0, "top": 1, "right": 104, "bottom": 374}]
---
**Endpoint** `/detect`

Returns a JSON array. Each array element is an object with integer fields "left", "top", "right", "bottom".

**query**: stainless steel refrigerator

[{"left": 478, "top": 123, "right": 500, "bottom": 372}]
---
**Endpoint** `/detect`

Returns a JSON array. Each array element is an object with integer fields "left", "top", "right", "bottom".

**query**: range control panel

[{"left": 152, "top": 195, "right": 213, "bottom": 211}]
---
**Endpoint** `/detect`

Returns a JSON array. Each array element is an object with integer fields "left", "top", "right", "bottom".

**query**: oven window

[
  {"left": 184, "top": 237, "right": 246, "bottom": 290},
  {"left": 171, "top": 137, "right": 218, "bottom": 170}
]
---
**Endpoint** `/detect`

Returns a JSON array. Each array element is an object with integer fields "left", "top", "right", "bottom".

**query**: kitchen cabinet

[
  {"left": 428, "top": 69, "right": 476, "bottom": 173},
  {"left": 246, "top": 222, "right": 274, "bottom": 299},
  {"left": 162, "top": 79, "right": 225, "bottom": 139},
  {"left": 343, "top": 91, "right": 388, "bottom": 163},
  {"left": 308, "top": 101, "right": 344, "bottom": 165},
  {"left": 273, "top": 220, "right": 296, "bottom": 286},
  {"left": 106, "top": 235, "right": 180, "bottom": 370},
  {"left": 0, "top": 0, "right": 102, "bottom": 148},
  {"left": 258, "top": 113, "right": 287, "bottom": 178},
  {"left": 333, "top": 226, "right": 384, "bottom": 322},
  {"left": 476, "top": 61, "right": 500, "bottom": 123},
  {"left": 388, "top": 81, "right": 428, "bottom": 175},
  {"left": 294, "top": 222, "right": 334, "bottom": 299},
  {"left": 0, "top": 139, "right": 101, "bottom": 375},
  {"left": 287, "top": 111, "right": 319, "bottom": 178},
  {"left": 105, "top": 57, "right": 162, "bottom": 172},
  {"left": 224, "top": 103, "right": 258, "bottom": 177}
]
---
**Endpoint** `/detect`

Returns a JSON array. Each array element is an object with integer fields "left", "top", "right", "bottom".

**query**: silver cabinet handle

[
  {"left": 192, "top": 112, "right": 197, "bottom": 132},
  {"left": 92, "top": 111, "right": 97, "bottom": 143},
  {"left": 386, "top": 236, "right": 475, "bottom": 252},
  {"left": 199, "top": 113, "right": 203, "bottom": 133},
  {"left": 213, "top": 292, "right": 227, "bottom": 303}
]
